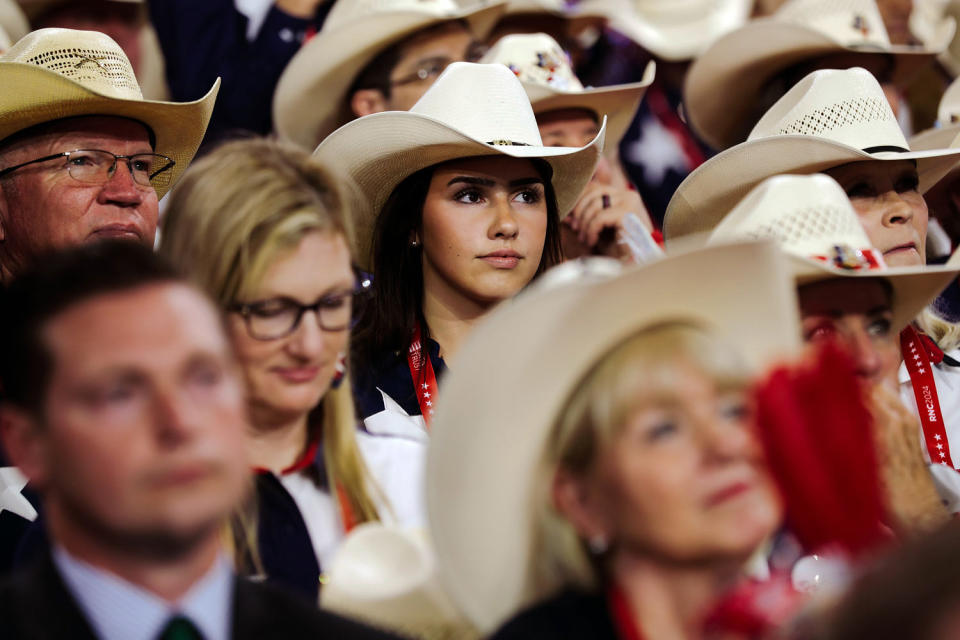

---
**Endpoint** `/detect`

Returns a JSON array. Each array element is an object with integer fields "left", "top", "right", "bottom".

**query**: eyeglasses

[
  {"left": 228, "top": 275, "right": 372, "bottom": 341},
  {"left": 0, "top": 149, "right": 175, "bottom": 188},
  {"left": 390, "top": 57, "right": 451, "bottom": 87}
]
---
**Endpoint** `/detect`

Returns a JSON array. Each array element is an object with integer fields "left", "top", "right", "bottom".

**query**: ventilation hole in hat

[
  {"left": 25, "top": 47, "right": 139, "bottom": 92},
  {"left": 741, "top": 204, "right": 866, "bottom": 246},
  {"left": 777, "top": 97, "right": 892, "bottom": 137}
]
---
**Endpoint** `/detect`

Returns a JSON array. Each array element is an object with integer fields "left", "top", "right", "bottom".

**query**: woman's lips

[
  {"left": 883, "top": 242, "right": 917, "bottom": 256},
  {"left": 273, "top": 366, "right": 321, "bottom": 383},
  {"left": 704, "top": 481, "right": 754, "bottom": 508},
  {"left": 479, "top": 250, "right": 522, "bottom": 269}
]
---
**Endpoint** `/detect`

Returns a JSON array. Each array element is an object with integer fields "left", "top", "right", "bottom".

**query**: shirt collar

[{"left": 53, "top": 545, "right": 234, "bottom": 640}]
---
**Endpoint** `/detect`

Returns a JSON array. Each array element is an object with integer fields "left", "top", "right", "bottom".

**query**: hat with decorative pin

[
  {"left": 685, "top": 0, "right": 956, "bottom": 151},
  {"left": 273, "top": 0, "right": 507, "bottom": 151},
  {"left": 313, "top": 61, "right": 605, "bottom": 270},
  {"left": 706, "top": 173, "right": 960, "bottom": 333},
  {"left": 665, "top": 67, "right": 960, "bottom": 241},
  {"left": 479, "top": 32, "right": 653, "bottom": 151},
  {"left": 0, "top": 28, "right": 218, "bottom": 198}
]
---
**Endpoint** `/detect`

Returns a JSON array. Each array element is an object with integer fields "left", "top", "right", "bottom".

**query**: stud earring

[
  {"left": 410, "top": 239, "right": 420, "bottom": 248},
  {"left": 588, "top": 534, "right": 609, "bottom": 555}
]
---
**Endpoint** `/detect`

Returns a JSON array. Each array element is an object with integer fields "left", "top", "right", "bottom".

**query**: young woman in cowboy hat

[
  {"left": 313, "top": 61, "right": 603, "bottom": 441},
  {"left": 480, "top": 32, "right": 658, "bottom": 262},
  {"left": 426, "top": 241, "right": 798, "bottom": 639},
  {"left": 160, "top": 138, "right": 423, "bottom": 602}
]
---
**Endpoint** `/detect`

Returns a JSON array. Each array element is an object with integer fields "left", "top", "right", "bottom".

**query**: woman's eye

[
  {"left": 845, "top": 182, "right": 875, "bottom": 199},
  {"left": 454, "top": 189, "right": 483, "bottom": 204},
  {"left": 805, "top": 322, "right": 837, "bottom": 342},
  {"left": 645, "top": 420, "right": 678, "bottom": 443},
  {"left": 867, "top": 316, "right": 892, "bottom": 337},
  {"left": 321, "top": 295, "right": 349, "bottom": 310},
  {"left": 895, "top": 173, "right": 920, "bottom": 193},
  {"left": 719, "top": 400, "right": 749, "bottom": 422},
  {"left": 251, "top": 301, "right": 294, "bottom": 318},
  {"left": 189, "top": 365, "right": 222, "bottom": 387},
  {"left": 514, "top": 188, "right": 543, "bottom": 204}
]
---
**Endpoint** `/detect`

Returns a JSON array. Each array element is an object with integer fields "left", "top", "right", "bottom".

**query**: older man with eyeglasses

[{"left": 0, "top": 27, "right": 218, "bottom": 283}]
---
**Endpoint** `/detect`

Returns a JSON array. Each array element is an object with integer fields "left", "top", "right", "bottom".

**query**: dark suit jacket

[
  {"left": 490, "top": 589, "right": 620, "bottom": 640},
  {"left": 0, "top": 552, "right": 404, "bottom": 639}
]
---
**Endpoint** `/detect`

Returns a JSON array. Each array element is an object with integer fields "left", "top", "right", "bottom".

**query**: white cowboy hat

[
  {"left": 581, "top": 0, "right": 754, "bottom": 61},
  {"left": 684, "top": 0, "right": 956, "bottom": 151},
  {"left": 479, "top": 32, "right": 654, "bottom": 151},
  {"left": 664, "top": 67, "right": 960, "bottom": 241},
  {"left": 273, "top": 0, "right": 507, "bottom": 151},
  {"left": 706, "top": 173, "right": 960, "bottom": 332},
  {"left": 0, "top": 28, "right": 217, "bottom": 198},
  {"left": 321, "top": 523, "right": 476, "bottom": 640},
  {"left": 425, "top": 239, "right": 800, "bottom": 633},
  {"left": 313, "top": 61, "right": 605, "bottom": 270},
  {"left": 910, "top": 74, "right": 960, "bottom": 150}
]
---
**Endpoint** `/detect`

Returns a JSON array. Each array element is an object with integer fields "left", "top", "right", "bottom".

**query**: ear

[
  {"left": 551, "top": 466, "right": 610, "bottom": 542},
  {"left": 350, "top": 89, "right": 390, "bottom": 118},
  {"left": 0, "top": 406, "right": 50, "bottom": 490}
]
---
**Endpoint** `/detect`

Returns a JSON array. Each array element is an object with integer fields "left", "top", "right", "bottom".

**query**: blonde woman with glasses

[{"left": 160, "top": 138, "right": 424, "bottom": 603}]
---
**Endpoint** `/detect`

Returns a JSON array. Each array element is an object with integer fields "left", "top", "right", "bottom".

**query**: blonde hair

[
  {"left": 530, "top": 323, "right": 750, "bottom": 595},
  {"left": 918, "top": 308, "right": 960, "bottom": 352},
  {"left": 160, "top": 138, "right": 382, "bottom": 534}
]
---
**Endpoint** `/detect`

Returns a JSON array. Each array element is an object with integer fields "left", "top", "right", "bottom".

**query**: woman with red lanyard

[
  {"left": 425, "top": 241, "right": 796, "bottom": 639},
  {"left": 313, "top": 62, "right": 603, "bottom": 443},
  {"left": 159, "top": 138, "right": 422, "bottom": 603}
]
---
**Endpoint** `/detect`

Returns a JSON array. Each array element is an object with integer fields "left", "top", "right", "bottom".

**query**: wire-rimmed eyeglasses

[{"left": 0, "top": 149, "right": 175, "bottom": 188}]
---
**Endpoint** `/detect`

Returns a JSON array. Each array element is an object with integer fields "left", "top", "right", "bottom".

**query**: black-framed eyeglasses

[
  {"left": 0, "top": 149, "right": 175, "bottom": 189},
  {"left": 228, "top": 274, "right": 372, "bottom": 341}
]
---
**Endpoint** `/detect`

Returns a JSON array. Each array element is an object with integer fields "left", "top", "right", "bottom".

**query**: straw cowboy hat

[
  {"left": 0, "top": 28, "right": 217, "bottom": 198},
  {"left": 479, "top": 32, "right": 654, "bottom": 151},
  {"left": 580, "top": 0, "right": 754, "bottom": 61},
  {"left": 911, "top": 74, "right": 960, "bottom": 150},
  {"left": 273, "top": 0, "right": 507, "bottom": 151},
  {"left": 321, "top": 524, "right": 476, "bottom": 640},
  {"left": 664, "top": 67, "right": 960, "bottom": 241},
  {"left": 313, "top": 61, "right": 605, "bottom": 270},
  {"left": 426, "top": 239, "right": 800, "bottom": 633},
  {"left": 684, "top": 0, "right": 956, "bottom": 151},
  {"left": 706, "top": 173, "right": 960, "bottom": 333}
]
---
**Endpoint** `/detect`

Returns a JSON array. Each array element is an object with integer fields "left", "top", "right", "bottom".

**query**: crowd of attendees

[{"left": 3, "top": 0, "right": 960, "bottom": 638}]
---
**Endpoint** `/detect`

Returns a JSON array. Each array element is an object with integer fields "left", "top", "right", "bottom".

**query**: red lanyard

[
  {"left": 607, "top": 582, "right": 646, "bottom": 640},
  {"left": 407, "top": 325, "right": 440, "bottom": 429},
  {"left": 900, "top": 326, "right": 954, "bottom": 468}
]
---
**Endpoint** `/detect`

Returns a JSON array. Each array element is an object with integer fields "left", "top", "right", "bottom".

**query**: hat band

[
  {"left": 487, "top": 140, "right": 532, "bottom": 147},
  {"left": 810, "top": 245, "right": 886, "bottom": 271},
  {"left": 862, "top": 145, "right": 910, "bottom": 153}
]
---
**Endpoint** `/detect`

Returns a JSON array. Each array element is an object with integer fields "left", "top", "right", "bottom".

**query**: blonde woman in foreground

[{"left": 160, "top": 138, "right": 424, "bottom": 602}]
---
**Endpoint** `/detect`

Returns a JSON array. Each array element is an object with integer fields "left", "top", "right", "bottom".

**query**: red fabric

[
  {"left": 703, "top": 572, "right": 804, "bottom": 637},
  {"left": 753, "top": 343, "right": 888, "bottom": 557},
  {"left": 607, "top": 582, "right": 646, "bottom": 640},
  {"left": 252, "top": 438, "right": 320, "bottom": 476}
]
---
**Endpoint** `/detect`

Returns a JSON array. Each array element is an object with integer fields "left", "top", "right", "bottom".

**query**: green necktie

[{"left": 157, "top": 615, "right": 203, "bottom": 640}]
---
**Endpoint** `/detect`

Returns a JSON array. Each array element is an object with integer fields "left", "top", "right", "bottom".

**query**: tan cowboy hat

[
  {"left": 664, "top": 67, "right": 960, "bottom": 241},
  {"left": 910, "top": 74, "right": 960, "bottom": 150},
  {"left": 0, "top": 28, "right": 217, "bottom": 198},
  {"left": 479, "top": 32, "right": 654, "bottom": 151},
  {"left": 426, "top": 239, "right": 800, "bottom": 633},
  {"left": 582, "top": 0, "right": 754, "bottom": 61},
  {"left": 706, "top": 173, "right": 960, "bottom": 333},
  {"left": 313, "top": 61, "right": 605, "bottom": 270},
  {"left": 321, "top": 523, "right": 476, "bottom": 640},
  {"left": 273, "top": 0, "right": 507, "bottom": 151},
  {"left": 684, "top": 0, "right": 956, "bottom": 151}
]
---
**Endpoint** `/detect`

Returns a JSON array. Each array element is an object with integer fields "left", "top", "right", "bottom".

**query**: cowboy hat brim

[
  {"left": 315, "top": 111, "right": 606, "bottom": 271},
  {"left": 603, "top": 0, "right": 753, "bottom": 61},
  {"left": 663, "top": 134, "right": 960, "bottom": 241},
  {"left": 684, "top": 18, "right": 955, "bottom": 150},
  {"left": 786, "top": 249, "right": 960, "bottom": 333},
  {"left": 526, "top": 61, "right": 654, "bottom": 152},
  {"left": 0, "top": 62, "right": 218, "bottom": 199},
  {"left": 426, "top": 240, "right": 800, "bottom": 634},
  {"left": 273, "top": 3, "right": 506, "bottom": 151},
  {"left": 910, "top": 124, "right": 960, "bottom": 151}
]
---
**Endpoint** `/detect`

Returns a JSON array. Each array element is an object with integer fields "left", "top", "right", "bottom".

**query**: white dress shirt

[{"left": 53, "top": 546, "right": 233, "bottom": 640}]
